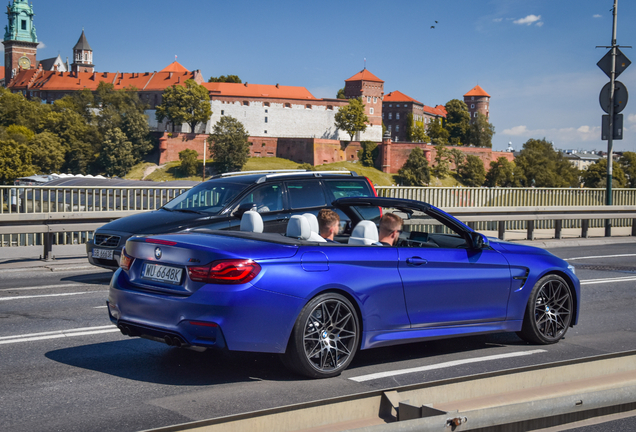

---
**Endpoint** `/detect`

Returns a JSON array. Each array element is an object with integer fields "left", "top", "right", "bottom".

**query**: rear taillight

[
  {"left": 145, "top": 238, "right": 177, "bottom": 246},
  {"left": 188, "top": 259, "right": 261, "bottom": 284},
  {"left": 120, "top": 248, "right": 134, "bottom": 271}
]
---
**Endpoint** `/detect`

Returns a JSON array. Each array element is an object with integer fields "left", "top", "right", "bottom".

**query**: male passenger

[
  {"left": 318, "top": 209, "right": 340, "bottom": 242},
  {"left": 378, "top": 213, "right": 403, "bottom": 246}
]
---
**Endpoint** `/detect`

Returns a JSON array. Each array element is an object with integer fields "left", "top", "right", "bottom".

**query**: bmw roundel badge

[{"left": 155, "top": 247, "right": 162, "bottom": 260}]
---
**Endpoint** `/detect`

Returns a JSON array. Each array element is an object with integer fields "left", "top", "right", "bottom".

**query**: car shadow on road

[
  {"left": 61, "top": 272, "right": 114, "bottom": 285},
  {"left": 45, "top": 332, "right": 532, "bottom": 385}
]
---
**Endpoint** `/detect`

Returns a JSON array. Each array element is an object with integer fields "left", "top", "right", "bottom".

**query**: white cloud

[
  {"left": 37, "top": 42, "right": 46, "bottom": 49},
  {"left": 493, "top": 18, "right": 503, "bottom": 23},
  {"left": 593, "top": 14, "right": 602, "bottom": 18},
  {"left": 627, "top": 113, "right": 636, "bottom": 124},
  {"left": 502, "top": 125, "right": 529, "bottom": 136},
  {"left": 535, "top": 21, "right": 544, "bottom": 27},
  {"left": 513, "top": 15, "right": 542, "bottom": 26}
]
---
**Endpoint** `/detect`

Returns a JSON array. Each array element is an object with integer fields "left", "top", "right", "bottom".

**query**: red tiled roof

[
  {"left": 464, "top": 85, "right": 490, "bottom": 97},
  {"left": 9, "top": 69, "right": 202, "bottom": 92},
  {"left": 383, "top": 90, "right": 422, "bottom": 105},
  {"left": 160, "top": 61, "right": 189, "bottom": 73},
  {"left": 345, "top": 68, "right": 384, "bottom": 83},
  {"left": 423, "top": 104, "right": 447, "bottom": 117},
  {"left": 203, "top": 82, "right": 317, "bottom": 100}
]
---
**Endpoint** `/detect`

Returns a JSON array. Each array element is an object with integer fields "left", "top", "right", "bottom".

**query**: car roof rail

[
  {"left": 210, "top": 169, "right": 308, "bottom": 179},
  {"left": 263, "top": 170, "right": 356, "bottom": 180}
]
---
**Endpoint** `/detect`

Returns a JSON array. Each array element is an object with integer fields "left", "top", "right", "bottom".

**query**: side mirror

[
  {"left": 470, "top": 232, "right": 488, "bottom": 249},
  {"left": 233, "top": 202, "right": 256, "bottom": 219}
]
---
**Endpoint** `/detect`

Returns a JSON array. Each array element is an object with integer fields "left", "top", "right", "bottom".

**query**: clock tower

[{"left": 3, "top": 0, "right": 38, "bottom": 85}]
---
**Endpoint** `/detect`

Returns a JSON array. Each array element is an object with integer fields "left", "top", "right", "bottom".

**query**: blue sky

[{"left": 4, "top": 0, "right": 636, "bottom": 152}]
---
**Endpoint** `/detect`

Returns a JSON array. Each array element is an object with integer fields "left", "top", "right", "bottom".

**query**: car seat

[
  {"left": 286, "top": 215, "right": 311, "bottom": 240},
  {"left": 302, "top": 213, "right": 326, "bottom": 242},
  {"left": 240, "top": 210, "right": 264, "bottom": 233},
  {"left": 348, "top": 221, "right": 379, "bottom": 245}
]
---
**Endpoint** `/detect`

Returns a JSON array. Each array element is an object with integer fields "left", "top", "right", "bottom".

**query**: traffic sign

[
  {"left": 597, "top": 48, "right": 631, "bottom": 79},
  {"left": 599, "top": 81, "right": 628, "bottom": 114},
  {"left": 602, "top": 114, "right": 623, "bottom": 140}
]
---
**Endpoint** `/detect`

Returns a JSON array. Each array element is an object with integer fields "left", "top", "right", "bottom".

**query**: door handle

[{"left": 406, "top": 257, "right": 427, "bottom": 266}]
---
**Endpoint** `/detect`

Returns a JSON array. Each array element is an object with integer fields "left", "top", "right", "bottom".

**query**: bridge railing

[{"left": 1, "top": 185, "right": 635, "bottom": 249}]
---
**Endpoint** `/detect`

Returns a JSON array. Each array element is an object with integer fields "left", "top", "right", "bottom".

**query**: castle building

[
  {"left": 464, "top": 85, "right": 490, "bottom": 121},
  {"left": 3, "top": 0, "right": 38, "bottom": 84},
  {"left": 71, "top": 30, "right": 94, "bottom": 73},
  {"left": 382, "top": 90, "right": 446, "bottom": 142},
  {"left": 343, "top": 68, "right": 384, "bottom": 140}
]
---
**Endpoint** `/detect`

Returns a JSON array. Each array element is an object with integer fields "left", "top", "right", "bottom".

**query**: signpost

[{"left": 597, "top": 0, "right": 630, "bottom": 236}]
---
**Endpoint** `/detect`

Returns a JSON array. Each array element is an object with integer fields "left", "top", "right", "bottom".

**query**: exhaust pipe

[
  {"left": 172, "top": 337, "right": 182, "bottom": 348},
  {"left": 119, "top": 325, "right": 129, "bottom": 336},
  {"left": 164, "top": 336, "right": 173, "bottom": 346}
]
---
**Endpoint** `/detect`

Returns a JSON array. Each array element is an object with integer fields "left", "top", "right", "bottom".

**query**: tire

[
  {"left": 517, "top": 274, "right": 573, "bottom": 344},
  {"left": 283, "top": 293, "right": 360, "bottom": 378}
]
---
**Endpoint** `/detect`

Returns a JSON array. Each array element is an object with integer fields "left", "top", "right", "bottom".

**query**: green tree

[
  {"left": 28, "top": 132, "right": 66, "bottom": 174},
  {"left": 156, "top": 79, "right": 212, "bottom": 133},
  {"left": 5, "top": 125, "right": 35, "bottom": 144},
  {"left": 405, "top": 113, "right": 415, "bottom": 142},
  {"left": 410, "top": 122, "right": 430, "bottom": 143},
  {"left": 485, "top": 157, "right": 517, "bottom": 187},
  {"left": 397, "top": 147, "right": 430, "bottom": 186},
  {"left": 459, "top": 155, "right": 486, "bottom": 187},
  {"left": 514, "top": 138, "right": 580, "bottom": 187},
  {"left": 336, "top": 88, "right": 346, "bottom": 99},
  {"left": 582, "top": 158, "right": 627, "bottom": 188},
  {"left": 448, "top": 148, "right": 466, "bottom": 174},
  {"left": 426, "top": 118, "right": 449, "bottom": 145},
  {"left": 208, "top": 75, "right": 242, "bottom": 83},
  {"left": 208, "top": 116, "right": 250, "bottom": 173},
  {"left": 97, "top": 128, "right": 135, "bottom": 177},
  {"left": 619, "top": 151, "right": 636, "bottom": 188},
  {"left": 0, "top": 139, "right": 35, "bottom": 184},
  {"left": 444, "top": 99, "right": 471, "bottom": 145},
  {"left": 357, "top": 141, "right": 378, "bottom": 167},
  {"left": 334, "top": 97, "right": 368, "bottom": 141},
  {"left": 432, "top": 144, "right": 451, "bottom": 179},
  {"left": 467, "top": 112, "right": 495, "bottom": 148},
  {"left": 179, "top": 148, "right": 199, "bottom": 177}
]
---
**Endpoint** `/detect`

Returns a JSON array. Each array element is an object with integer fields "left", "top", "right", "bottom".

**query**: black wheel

[
  {"left": 518, "top": 274, "right": 573, "bottom": 344},
  {"left": 283, "top": 293, "right": 360, "bottom": 378}
]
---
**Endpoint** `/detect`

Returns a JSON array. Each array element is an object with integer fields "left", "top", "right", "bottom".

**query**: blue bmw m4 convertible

[{"left": 108, "top": 197, "right": 580, "bottom": 378}]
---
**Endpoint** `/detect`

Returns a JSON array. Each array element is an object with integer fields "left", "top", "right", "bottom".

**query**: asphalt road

[{"left": 0, "top": 241, "right": 635, "bottom": 432}]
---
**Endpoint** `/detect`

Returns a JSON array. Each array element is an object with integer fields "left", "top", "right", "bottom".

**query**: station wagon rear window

[{"left": 324, "top": 180, "right": 373, "bottom": 199}]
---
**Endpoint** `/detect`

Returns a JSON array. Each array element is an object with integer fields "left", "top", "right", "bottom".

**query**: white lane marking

[
  {"left": 0, "top": 291, "right": 107, "bottom": 301},
  {"left": 0, "top": 325, "right": 120, "bottom": 345},
  {"left": 93, "top": 306, "right": 108, "bottom": 309},
  {"left": 565, "top": 254, "right": 636, "bottom": 261},
  {"left": 581, "top": 276, "right": 636, "bottom": 285},
  {"left": 349, "top": 349, "right": 547, "bottom": 383},
  {"left": 0, "top": 283, "right": 107, "bottom": 292}
]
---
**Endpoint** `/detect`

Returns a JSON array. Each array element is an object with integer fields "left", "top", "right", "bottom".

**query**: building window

[
  {"left": 327, "top": 105, "right": 333, "bottom": 110},
  {"left": 367, "top": 96, "right": 371, "bottom": 103},
  {"left": 389, "top": 104, "right": 392, "bottom": 107},
  {"left": 474, "top": 112, "right": 478, "bottom": 118},
  {"left": 306, "top": 104, "right": 312, "bottom": 109},
  {"left": 21, "top": 20, "right": 27, "bottom": 30},
  {"left": 265, "top": 109, "right": 268, "bottom": 113},
  {"left": 370, "top": 108, "right": 374, "bottom": 114},
  {"left": 388, "top": 113, "right": 392, "bottom": 120},
  {"left": 471, "top": 104, "right": 475, "bottom": 108},
  {"left": 388, "top": 125, "right": 392, "bottom": 132},
  {"left": 285, "top": 103, "right": 291, "bottom": 108},
  {"left": 264, "top": 130, "right": 267, "bottom": 134},
  {"left": 382, "top": 113, "right": 384, "bottom": 119},
  {"left": 396, "top": 113, "right": 400, "bottom": 120},
  {"left": 262, "top": 143, "right": 266, "bottom": 147},
  {"left": 221, "top": 110, "right": 224, "bottom": 115},
  {"left": 471, "top": 97, "right": 474, "bottom": 100},
  {"left": 264, "top": 102, "right": 270, "bottom": 107},
  {"left": 396, "top": 125, "right": 400, "bottom": 132},
  {"left": 374, "top": 97, "right": 377, "bottom": 103},
  {"left": 265, "top": 117, "right": 268, "bottom": 123},
  {"left": 243, "top": 101, "right": 249, "bottom": 106}
]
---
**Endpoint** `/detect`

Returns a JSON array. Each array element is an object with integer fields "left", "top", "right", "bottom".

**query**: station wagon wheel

[
  {"left": 283, "top": 293, "right": 360, "bottom": 378},
  {"left": 518, "top": 274, "right": 573, "bottom": 344}
]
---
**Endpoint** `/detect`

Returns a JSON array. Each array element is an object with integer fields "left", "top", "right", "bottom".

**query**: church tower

[
  {"left": 71, "top": 30, "right": 94, "bottom": 73},
  {"left": 343, "top": 68, "right": 384, "bottom": 140},
  {"left": 3, "top": 0, "right": 38, "bottom": 85}
]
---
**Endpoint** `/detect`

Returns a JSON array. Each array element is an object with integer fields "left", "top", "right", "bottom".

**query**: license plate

[
  {"left": 92, "top": 248, "right": 114, "bottom": 260},
  {"left": 142, "top": 263, "right": 183, "bottom": 285}
]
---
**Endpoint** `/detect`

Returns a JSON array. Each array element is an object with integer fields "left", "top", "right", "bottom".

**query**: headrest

[
  {"left": 302, "top": 213, "right": 320, "bottom": 234},
  {"left": 348, "top": 221, "right": 379, "bottom": 245},
  {"left": 240, "top": 210, "right": 263, "bottom": 233},
  {"left": 286, "top": 215, "right": 311, "bottom": 240}
]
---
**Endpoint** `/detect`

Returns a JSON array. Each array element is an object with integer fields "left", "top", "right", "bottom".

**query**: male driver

[
  {"left": 378, "top": 213, "right": 403, "bottom": 246},
  {"left": 318, "top": 209, "right": 340, "bottom": 242}
]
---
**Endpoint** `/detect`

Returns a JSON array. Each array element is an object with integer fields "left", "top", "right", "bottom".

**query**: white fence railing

[{"left": 1, "top": 185, "right": 635, "bottom": 248}]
